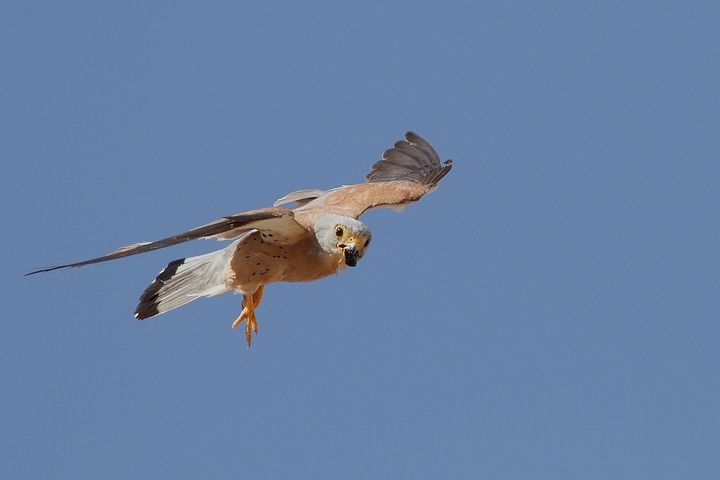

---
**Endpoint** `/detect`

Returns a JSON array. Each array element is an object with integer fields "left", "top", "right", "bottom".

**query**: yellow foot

[{"left": 231, "top": 286, "right": 264, "bottom": 347}]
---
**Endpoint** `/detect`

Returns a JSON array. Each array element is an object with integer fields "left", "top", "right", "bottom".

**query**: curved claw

[{"left": 231, "top": 286, "right": 264, "bottom": 347}]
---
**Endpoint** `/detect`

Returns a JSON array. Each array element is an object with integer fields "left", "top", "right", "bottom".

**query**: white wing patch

[{"left": 274, "top": 189, "right": 326, "bottom": 207}]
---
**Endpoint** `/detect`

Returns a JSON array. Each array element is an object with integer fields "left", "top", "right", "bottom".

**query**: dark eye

[
  {"left": 364, "top": 239, "right": 371, "bottom": 248},
  {"left": 335, "top": 226, "right": 345, "bottom": 237}
]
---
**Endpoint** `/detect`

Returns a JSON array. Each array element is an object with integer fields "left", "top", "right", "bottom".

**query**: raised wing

[
  {"left": 26, "top": 207, "right": 305, "bottom": 275},
  {"left": 366, "top": 131, "right": 452, "bottom": 185},
  {"left": 295, "top": 131, "right": 452, "bottom": 221}
]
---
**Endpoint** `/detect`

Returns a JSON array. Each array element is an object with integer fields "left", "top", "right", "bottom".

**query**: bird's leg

[{"left": 231, "top": 286, "right": 265, "bottom": 347}]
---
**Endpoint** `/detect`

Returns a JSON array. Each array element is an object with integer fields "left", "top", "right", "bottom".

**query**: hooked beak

[
  {"left": 343, "top": 245, "right": 359, "bottom": 267},
  {"left": 339, "top": 237, "right": 361, "bottom": 267}
]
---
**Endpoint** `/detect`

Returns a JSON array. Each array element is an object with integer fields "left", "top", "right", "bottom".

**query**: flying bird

[{"left": 27, "top": 132, "right": 452, "bottom": 345}]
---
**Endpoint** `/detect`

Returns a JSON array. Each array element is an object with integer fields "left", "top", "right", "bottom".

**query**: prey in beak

[
  {"left": 342, "top": 243, "right": 359, "bottom": 266},
  {"left": 337, "top": 235, "right": 365, "bottom": 267}
]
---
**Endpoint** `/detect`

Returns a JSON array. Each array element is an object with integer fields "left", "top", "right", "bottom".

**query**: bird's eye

[
  {"left": 335, "top": 226, "right": 345, "bottom": 237},
  {"left": 364, "top": 239, "right": 371, "bottom": 248}
]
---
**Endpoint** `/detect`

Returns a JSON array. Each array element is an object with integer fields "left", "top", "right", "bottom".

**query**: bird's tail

[{"left": 134, "top": 239, "right": 240, "bottom": 319}]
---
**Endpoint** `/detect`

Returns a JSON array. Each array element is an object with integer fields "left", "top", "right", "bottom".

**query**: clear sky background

[{"left": 1, "top": 2, "right": 718, "bottom": 478}]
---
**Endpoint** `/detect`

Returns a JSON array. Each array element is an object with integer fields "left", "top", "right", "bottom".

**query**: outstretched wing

[
  {"left": 27, "top": 132, "right": 450, "bottom": 275},
  {"left": 26, "top": 207, "right": 306, "bottom": 275},
  {"left": 294, "top": 131, "right": 452, "bottom": 221}
]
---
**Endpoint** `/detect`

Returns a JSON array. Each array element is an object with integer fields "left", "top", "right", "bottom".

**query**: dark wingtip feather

[
  {"left": 366, "top": 132, "right": 451, "bottom": 185},
  {"left": 134, "top": 258, "right": 185, "bottom": 320},
  {"left": 24, "top": 265, "right": 73, "bottom": 276}
]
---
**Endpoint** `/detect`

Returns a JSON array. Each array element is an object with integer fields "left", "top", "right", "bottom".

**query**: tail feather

[{"left": 134, "top": 240, "right": 239, "bottom": 319}]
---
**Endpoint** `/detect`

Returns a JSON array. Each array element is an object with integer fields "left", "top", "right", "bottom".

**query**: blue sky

[{"left": 1, "top": 1, "right": 718, "bottom": 478}]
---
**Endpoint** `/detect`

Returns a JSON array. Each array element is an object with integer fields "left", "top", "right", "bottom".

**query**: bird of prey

[{"left": 27, "top": 132, "right": 452, "bottom": 346}]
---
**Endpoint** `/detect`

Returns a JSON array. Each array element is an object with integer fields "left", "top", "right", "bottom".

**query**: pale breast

[{"left": 225, "top": 231, "right": 344, "bottom": 295}]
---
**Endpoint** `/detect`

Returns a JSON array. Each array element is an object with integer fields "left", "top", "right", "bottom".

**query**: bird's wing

[
  {"left": 273, "top": 189, "right": 326, "bottom": 208},
  {"left": 296, "top": 131, "right": 452, "bottom": 221},
  {"left": 26, "top": 207, "right": 306, "bottom": 275}
]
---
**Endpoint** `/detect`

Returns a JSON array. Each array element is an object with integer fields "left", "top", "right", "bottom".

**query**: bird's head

[{"left": 314, "top": 214, "right": 372, "bottom": 267}]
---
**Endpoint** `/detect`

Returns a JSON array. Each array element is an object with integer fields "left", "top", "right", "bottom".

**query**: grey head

[{"left": 313, "top": 214, "right": 372, "bottom": 267}]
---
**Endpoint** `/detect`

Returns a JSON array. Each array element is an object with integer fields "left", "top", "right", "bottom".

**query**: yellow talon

[{"left": 231, "top": 286, "right": 264, "bottom": 347}]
